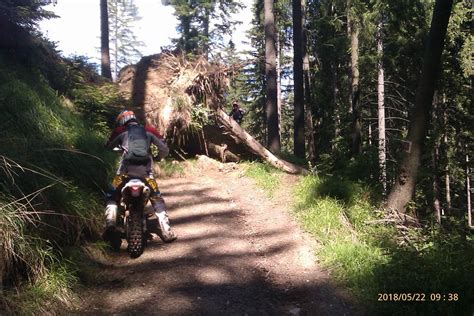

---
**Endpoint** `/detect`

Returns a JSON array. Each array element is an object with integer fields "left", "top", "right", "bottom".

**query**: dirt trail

[{"left": 79, "top": 161, "right": 358, "bottom": 315}]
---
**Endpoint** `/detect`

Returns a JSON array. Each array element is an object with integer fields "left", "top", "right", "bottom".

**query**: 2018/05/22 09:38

[{"left": 378, "top": 293, "right": 459, "bottom": 302}]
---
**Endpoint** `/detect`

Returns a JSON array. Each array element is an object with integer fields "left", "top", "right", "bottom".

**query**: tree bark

[
  {"left": 445, "top": 156, "right": 451, "bottom": 210},
  {"left": 330, "top": 3, "right": 340, "bottom": 150},
  {"left": 303, "top": 7, "right": 316, "bottom": 163},
  {"left": 216, "top": 109, "right": 308, "bottom": 175},
  {"left": 207, "top": 142, "right": 240, "bottom": 163},
  {"left": 264, "top": 0, "right": 280, "bottom": 153},
  {"left": 332, "top": 60, "right": 340, "bottom": 150},
  {"left": 377, "top": 18, "right": 387, "bottom": 196},
  {"left": 433, "top": 145, "right": 442, "bottom": 223},
  {"left": 432, "top": 92, "right": 441, "bottom": 223},
  {"left": 293, "top": 0, "right": 305, "bottom": 158},
  {"left": 347, "top": 0, "right": 361, "bottom": 156},
  {"left": 100, "top": 0, "right": 112, "bottom": 79},
  {"left": 368, "top": 124, "right": 373, "bottom": 146},
  {"left": 387, "top": 0, "right": 454, "bottom": 213},
  {"left": 467, "top": 150, "right": 472, "bottom": 228},
  {"left": 113, "top": 1, "right": 118, "bottom": 79},
  {"left": 443, "top": 101, "right": 451, "bottom": 210},
  {"left": 276, "top": 31, "right": 282, "bottom": 140}
]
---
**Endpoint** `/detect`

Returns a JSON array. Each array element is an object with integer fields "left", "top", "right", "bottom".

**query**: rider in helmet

[{"left": 104, "top": 109, "right": 177, "bottom": 243}]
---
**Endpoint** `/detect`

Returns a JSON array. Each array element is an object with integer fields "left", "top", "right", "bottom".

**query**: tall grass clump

[
  {"left": 5, "top": 261, "right": 80, "bottom": 315},
  {"left": 0, "top": 195, "right": 54, "bottom": 284},
  {"left": 294, "top": 176, "right": 387, "bottom": 292},
  {"left": 293, "top": 175, "right": 474, "bottom": 314},
  {"left": 0, "top": 48, "right": 118, "bottom": 311},
  {"left": 0, "top": 192, "right": 82, "bottom": 314},
  {"left": 244, "top": 162, "right": 281, "bottom": 197}
]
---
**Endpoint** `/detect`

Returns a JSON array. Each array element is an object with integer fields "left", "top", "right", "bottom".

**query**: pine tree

[
  {"left": 234, "top": 0, "right": 472, "bottom": 220},
  {"left": 306, "top": 0, "right": 348, "bottom": 157},
  {"left": 387, "top": 0, "right": 454, "bottom": 213},
  {"left": 0, "top": 0, "right": 55, "bottom": 48},
  {"left": 108, "top": 0, "right": 144, "bottom": 79},
  {"left": 166, "top": 0, "right": 243, "bottom": 57},
  {"left": 0, "top": 0, "right": 54, "bottom": 29},
  {"left": 243, "top": 0, "right": 266, "bottom": 143},
  {"left": 221, "top": 39, "right": 248, "bottom": 116}
]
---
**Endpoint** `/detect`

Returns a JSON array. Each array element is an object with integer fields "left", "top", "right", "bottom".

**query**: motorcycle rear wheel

[{"left": 127, "top": 209, "right": 144, "bottom": 258}]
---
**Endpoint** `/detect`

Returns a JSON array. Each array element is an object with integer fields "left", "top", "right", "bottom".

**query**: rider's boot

[
  {"left": 103, "top": 176, "right": 124, "bottom": 234},
  {"left": 150, "top": 193, "right": 177, "bottom": 243},
  {"left": 102, "top": 188, "right": 122, "bottom": 250},
  {"left": 145, "top": 177, "right": 177, "bottom": 243}
]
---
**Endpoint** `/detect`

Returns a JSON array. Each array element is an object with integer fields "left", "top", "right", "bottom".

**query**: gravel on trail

[{"left": 79, "top": 161, "right": 359, "bottom": 315}]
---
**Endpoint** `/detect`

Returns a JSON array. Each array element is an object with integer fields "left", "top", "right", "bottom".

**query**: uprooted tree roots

[{"left": 117, "top": 53, "right": 308, "bottom": 175}]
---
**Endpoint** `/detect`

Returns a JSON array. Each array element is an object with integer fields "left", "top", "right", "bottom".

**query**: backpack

[
  {"left": 124, "top": 124, "right": 150, "bottom": 164},
  {"left": 232, "top": 108, "right": 245, "bottom": 123}
]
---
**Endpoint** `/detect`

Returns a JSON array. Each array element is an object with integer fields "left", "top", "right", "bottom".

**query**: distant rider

[
  {"left": 228, "top": 101, "right": 245, "bottom": 124},
  {"left": 103, "top": 110, "right": 177, "bottom": 243}
]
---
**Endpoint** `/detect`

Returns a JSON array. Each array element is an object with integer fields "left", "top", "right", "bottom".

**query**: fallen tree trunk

[
  {"left": 215, "top": 109, "right": 309, "bottom": 175},
  {"left": 208, "top": 142, "right": 241, "bottom": 162}
]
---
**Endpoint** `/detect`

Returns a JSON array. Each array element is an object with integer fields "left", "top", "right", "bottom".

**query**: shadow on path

[{"left": 80, "top": 175, "right": 359, "bottom": 315}]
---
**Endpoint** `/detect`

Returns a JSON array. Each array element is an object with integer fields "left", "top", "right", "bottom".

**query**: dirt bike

[{"left": 108, "top": 177, "right": 155, "bottom": 258}]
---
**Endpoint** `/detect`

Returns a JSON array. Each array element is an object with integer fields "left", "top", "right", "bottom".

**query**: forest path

[{"left": 78, "top": 159, "right": 358, "bottom": 315}]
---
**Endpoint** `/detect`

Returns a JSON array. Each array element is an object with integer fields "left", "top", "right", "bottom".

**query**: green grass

[
  {"left": 8, "top": 262, "right": 80, "bottom": 315},
  {"left": 243, "top": 162, "right": 281, "bottom": 197},
  {"left": 157, "top": 159, "right": 186, "bottom": 178},
  {"left": 292, "top": 175, "right": 474, "bottom": 315},
  {"left": 240, "top": 160, "right": 474, "bottom": 314},
  {"left": 0, "top": 51, "right": 117, "bottom": 311}
]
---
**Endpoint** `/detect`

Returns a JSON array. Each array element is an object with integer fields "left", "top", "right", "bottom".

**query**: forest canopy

[{"left": 0, "top": 0, "right": 473, "bottom": 314}]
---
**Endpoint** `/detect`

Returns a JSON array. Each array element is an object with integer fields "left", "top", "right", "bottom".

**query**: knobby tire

[{"left": 127, "top": 208, "right": 144, "bottom": 258}]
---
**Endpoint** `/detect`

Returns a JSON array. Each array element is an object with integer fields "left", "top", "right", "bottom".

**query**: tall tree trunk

[
  {"left": 432, "top": 92, "right": 441, "bottom": 223},
  {"left": 368, "top": 124, "right": 373, "bottom": 145},
  {"left": 277, "top": 31, "right": 282, "bottom": 140},
  {"left": 433, "top": 143, "right": 442, "bottom": 223},
  {"left": 445, "top": 155, "right": 451, "bottom": 210},
  {"left": 100, "top": 0, "right": 112, "bottom": 79},
  {"left": 443, "top": 99, "right": 451, "bottom": 210},
  {"left": 377, "top": 18, "right": 387, "bottom": 196},
  {"left": 203, "top": 6, "right": 210, "bottom": 59},
  {"left": 467, "top": 150, "right": 472, "bottom": 228},
  {"left": 347, "top": 1, "right": 361, "bottom": 156},
  {"left": 264, "top": 0, "right": 280, "bottom": 153},
  {"left": 331, "top": 60, "right": 340, "bottom": 150},
  {"left": 114, "top": 2, "right": 118, "bottom": 80},
  {"left": 303, "top": 5, "right": 316, "bottom": 163},
  {"left": 293, "top": 0, "right": 305, "bottom": 158},
  {"left": 386, "top": 0, "right": 454, "bottom": 213},
  {"left": 331, "top": 3, "right": 340, "bottom": 151}
]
